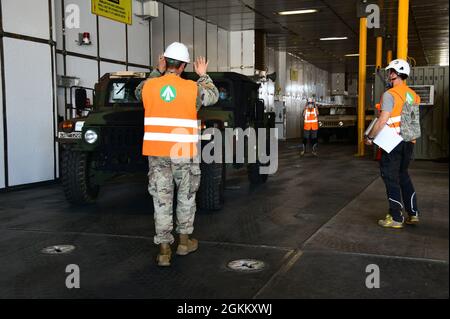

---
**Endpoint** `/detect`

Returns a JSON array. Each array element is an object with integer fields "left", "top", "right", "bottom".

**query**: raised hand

[
  {"left": 157, "top": 54, "right": 166, "bottom": 73},
  {"left": 194, "top": 56, "right": 208, "bottom": 77}
]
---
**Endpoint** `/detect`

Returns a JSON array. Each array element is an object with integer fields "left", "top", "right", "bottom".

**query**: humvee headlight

[
  {"left": 338, "top": 121, "right": 344, "bottom": 127},
  {"left": 84, "top": 130, "right": 98, "bottom": 144}
]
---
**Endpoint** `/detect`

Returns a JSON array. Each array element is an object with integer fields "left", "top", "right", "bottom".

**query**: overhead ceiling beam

[
  {"left": 319, "top": 0, "right": 358, "bottom": 36},
  {"left": 237, "top": 0, "right": 344, "bottom": 67}
]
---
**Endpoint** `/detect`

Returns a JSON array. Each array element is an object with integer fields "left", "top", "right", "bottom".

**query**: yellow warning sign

[
  {"left": 92, "top": 0, "right": 132, "bottom": 25},
  {"left": 290, "top": 69, "right": 299, "bottom": 81}
]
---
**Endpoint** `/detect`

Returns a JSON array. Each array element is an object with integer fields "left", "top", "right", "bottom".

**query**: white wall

[
  {"left": 194, "top": 18, "right": 206, "bottom": 59},
  {"left": 99, "top": 16, "right": 126, "bottom": 62},
  {"left": 128, "top": 13, "right": 150, "bottom": 66},
  {"left": 230, "top": 30, "right": 255, "bottom": 76},
  {"left": 207, "top": 23, "right": 218, "bottom": 71},
  {"left": 218, "top": 28, "right": 229, "bottom": 72},
  {"left": 0, "top": 52, "right": 4, "bottom": 189},
  {"left": 0, "top": 0, "right": 57, "bottom": 188},
  {"left": 2, "top": 0, "right": 50, "bottom": 39},
  {"left": 62, "top": 0, "right": 98, "bottom": 58},
  {"left": 0, "top": 0, "right": 237, "bottom": 189},
  {"left": 164, "top": 6, "right": 180, "bottom": 46},
  {"left": 180, "top": 12, "right": 194, "bottom": 72},
  {"left": 3, "top": 39, "right": 55, "bottom": 186},
  {"left": 151, "top": 1, "right": 164, "bottom": 66},
  {"left": 150, "top": 5, "right": 227, "bottom": 73}
]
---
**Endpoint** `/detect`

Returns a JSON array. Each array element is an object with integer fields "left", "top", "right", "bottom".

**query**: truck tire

[
  {"left": 198, "top": 162, "right": 224, "bottom": 211},
  {"left": 248, "top": 161, "right": 269, "bottom": 184},
  {"left": 61, "top": 150, "right": 99, "bottom": 205}
]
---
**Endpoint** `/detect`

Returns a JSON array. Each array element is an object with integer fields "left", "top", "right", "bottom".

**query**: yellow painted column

[
  {"left": 357, "top": 17, "right": 367, "bottom": 157},
  {"left": 387, "top": 50, "right": 393, "bottom": 64},
  {"left": 397, "top": 0, "right": 409, "bottom": 60},
  {"left": 376, "top": 36, "right": 383, "bottom": 70}
]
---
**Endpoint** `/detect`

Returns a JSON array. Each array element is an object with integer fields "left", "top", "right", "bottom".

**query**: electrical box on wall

[
  {"left": 134, "top": 0, "right": 159, "bottom": 19},
  {"left": 409, "top": 85, "right": 435, "bottom": 105}
]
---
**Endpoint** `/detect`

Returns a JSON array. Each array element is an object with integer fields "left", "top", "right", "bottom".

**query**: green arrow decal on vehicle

[{"left": 160, "top": 85, "right": 176, "bottom": 102}]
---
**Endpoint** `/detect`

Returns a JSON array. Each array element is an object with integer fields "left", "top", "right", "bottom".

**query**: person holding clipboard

[{"left": 365, "top": 59, "right": 421, "bottom": 229}]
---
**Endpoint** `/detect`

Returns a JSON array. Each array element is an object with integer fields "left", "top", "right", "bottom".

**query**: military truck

[
  {"left": 57, "top": 71, "right": 275, "bottom": 210},
  {"left": 316, "top": 97, "right": 375, "bottom": 142}
]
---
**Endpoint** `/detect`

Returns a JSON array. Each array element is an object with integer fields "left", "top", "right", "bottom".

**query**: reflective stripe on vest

[{"left": 142, "top": 74, "right": 198, "bottom": 158}]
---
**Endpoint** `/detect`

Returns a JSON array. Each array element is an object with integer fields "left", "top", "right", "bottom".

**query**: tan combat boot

[
  {"left": 176, "top": 234, "right": 198, "bottom": 256},
  {"left": 157, "top": 243, "right": 172, "bottom": 267}
]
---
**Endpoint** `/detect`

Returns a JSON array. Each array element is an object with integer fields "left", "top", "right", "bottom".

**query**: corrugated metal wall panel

[{"left": 414, "top": 66, "right": 449, "bottom": 160}]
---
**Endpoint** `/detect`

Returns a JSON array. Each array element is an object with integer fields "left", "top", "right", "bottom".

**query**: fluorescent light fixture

[
  {"left": 320, "top": 37, "right": 348, "bottom": 41},
  {"left": 345, "top": 53, "right": 360, "bottom": 57},
  {"left": 278, "top": 9, "right": 318, "bottom": 15}
]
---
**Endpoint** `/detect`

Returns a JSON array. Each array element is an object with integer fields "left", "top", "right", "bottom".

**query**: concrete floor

[{"left": 0, "top": 141, "right": 448, "bottom": 299}]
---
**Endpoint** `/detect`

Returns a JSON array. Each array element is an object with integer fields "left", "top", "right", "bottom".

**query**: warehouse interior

[{"left": 0, "top": 0, "right": 448, "bottom": 299}]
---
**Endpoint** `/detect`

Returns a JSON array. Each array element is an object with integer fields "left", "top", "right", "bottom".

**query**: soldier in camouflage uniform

[{"left": 135, "top": 42, "right": 218, "bottom": 266}]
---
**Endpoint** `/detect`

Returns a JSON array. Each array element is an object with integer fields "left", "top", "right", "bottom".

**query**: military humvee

[
  {"left": 316, "top": 100, "right": 375, "bottom": 142},
  {"left": 57, "top": 71, "right": 275, "bottom": 210}
]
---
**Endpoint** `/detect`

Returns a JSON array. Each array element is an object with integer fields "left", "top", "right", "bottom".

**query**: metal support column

[
  {"left": 357, "top": 17, "right": 367, "bottom": 157},
  {"left": 387, "top": 50, "right": 393, "bottom": 64},
  {"left": 397, "top": 0, "right": 409, "bottom": 60},
  {"left": 376, "top": 36, "right": 383, "bottom": 70}
]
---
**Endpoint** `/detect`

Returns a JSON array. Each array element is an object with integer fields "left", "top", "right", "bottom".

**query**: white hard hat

[
  {"left": 385, "top": 59, "right": 410, "bottom": 77},
  {"left": 164, "top": 42, "right": 190, "bottom": 63},
  {"left": 307, "top": 98, "right": 315, "bottom": 103}
]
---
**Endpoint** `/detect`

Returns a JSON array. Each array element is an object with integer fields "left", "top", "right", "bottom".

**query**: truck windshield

[
  {"left": 107, "top": 79, "right": 144, "bottom": 106},
  {"left": 319, "top": 107, "right": 356, "bottom": 116},
  {"left": 215, "top": 82, "right": 233, "bottom": 107}
]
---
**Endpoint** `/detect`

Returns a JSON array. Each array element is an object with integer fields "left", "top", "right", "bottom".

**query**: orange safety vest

[
  {"left": 304, "top": 107, "right": 319, "bottom": 130},
  {"left": 381, "top": 83, "right": 420, "bottom": 134},
  {"left": 141, "top": 73, "right": 198, "bottom": 158}
]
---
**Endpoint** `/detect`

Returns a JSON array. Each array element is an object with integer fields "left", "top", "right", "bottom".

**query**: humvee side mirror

[{"left": 75, "top": 88, "right": 88, "bottom": 110}]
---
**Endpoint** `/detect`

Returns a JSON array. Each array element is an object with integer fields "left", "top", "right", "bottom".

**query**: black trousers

[
  {"left": 379, "top": 141, "right": 419, "bottom": 222},
  {"left": 303, "top": 129, "right": 318, "bottom": 147}
]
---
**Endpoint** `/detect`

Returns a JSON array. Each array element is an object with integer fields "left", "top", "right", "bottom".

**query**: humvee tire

[
  {"left": 248, "top": 161, "right": 269, "bottom": 184},
  {"left": 198, "top": 162, "right": 224, "bottom": 211},
  {"left": 61, "top": 150, "right": 99, "bottom": 204}
]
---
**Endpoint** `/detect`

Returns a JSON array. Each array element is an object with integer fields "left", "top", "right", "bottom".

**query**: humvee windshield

[
  {"left": 107, "top": 78, "right": 144, "bottom": 106},
  {"left": 214, "top": 81, "right": 233, "bottom": 107}
]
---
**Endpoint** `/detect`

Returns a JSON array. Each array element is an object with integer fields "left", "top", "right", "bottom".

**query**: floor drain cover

[
  {"left": 227, "top": 259, "right": 265, "bottom": 272},
  {"left": 41, "top": 245, "right": 76, "bottom": 255}
]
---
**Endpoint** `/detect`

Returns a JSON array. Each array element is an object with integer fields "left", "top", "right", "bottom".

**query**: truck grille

[{"left": 100, "top": 126, "right": 143, "bottom": 149}]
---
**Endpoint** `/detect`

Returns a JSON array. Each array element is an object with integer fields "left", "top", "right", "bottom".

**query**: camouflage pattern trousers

[{"left": 147, "top": 156, "right": 201, "bottom": 245}]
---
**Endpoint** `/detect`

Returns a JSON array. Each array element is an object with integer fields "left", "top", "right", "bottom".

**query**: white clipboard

[{"left": 373, "top": 124, "right": 403, "bottom": 153}]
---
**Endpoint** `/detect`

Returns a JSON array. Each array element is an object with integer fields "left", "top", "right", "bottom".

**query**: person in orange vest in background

[
  {"left": 301, "top": 98, "right": 319, "bottom": 156},
  {"left": 365, "top": 59, "right": 421, "bottom": 229},
  {"left": 135, "top": 42, "right": 219, "bottom": 266}
]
